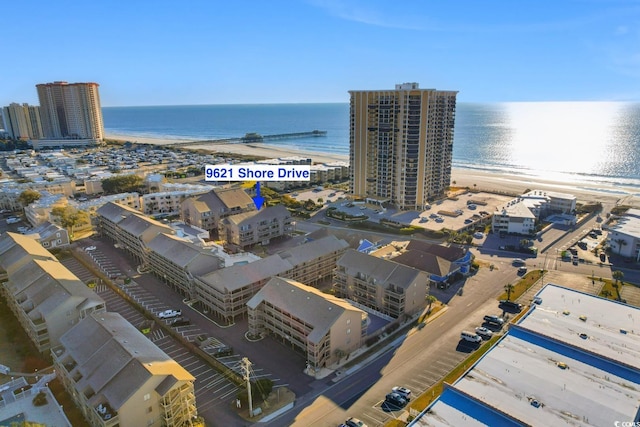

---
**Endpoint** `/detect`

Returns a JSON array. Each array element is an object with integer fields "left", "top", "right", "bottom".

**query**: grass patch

[
  {"left": 598, "top": 277, "right": 623, "bottom": 300},
  {"left": 418, "top": 302, "right": 444, "bottom": 323},
  {"left": 386, "top": 335, "right": 501, "bottom": 427},
  {"left": 497, "top": 270, "right": 544, "bottom": 301}
]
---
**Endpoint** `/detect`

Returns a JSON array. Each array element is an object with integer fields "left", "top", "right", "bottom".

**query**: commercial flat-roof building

[
  {"left": 334, "top": 249, "right": 430, "bottom": 318},
  {"left": 0, "top": 232, "right": 106, "bottom": 352},
  {"left": 410, "top": 284, "right": 640, "bottom": 426},
  {"left": 349, "top": 82, "right": 458, "bottom": 210},
  {"left": 248, "top": 277, "right": 367, "bottom": 369},
  {"left": 492, "top": 189, "right": 577, "bottom": 235},
  {"left": 36, "top": 81, "right": 104, "bottom": 141},
  {"left": 607, "top": 208, "right": 640, "bottom": 261},
  {"left": 52, "top": 312, "right": 197, "bottom": 427}
]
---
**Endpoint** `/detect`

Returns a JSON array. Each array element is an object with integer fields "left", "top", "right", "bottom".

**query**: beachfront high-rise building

[
  {"left": 1, "top": 103, "right": 43, "bottom": 140},
  {"left": 36, "top": 81, "right": 104, "bottom": 140},
  {"left": 349, "top": 83, "right": 458, "bottom": 210}
]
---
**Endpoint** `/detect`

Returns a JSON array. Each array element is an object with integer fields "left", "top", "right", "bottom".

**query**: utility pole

[{"left": 241, "top": 357, "right": 253, "bottom": 417}]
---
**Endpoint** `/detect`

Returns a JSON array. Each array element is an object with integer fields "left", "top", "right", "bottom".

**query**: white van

[{"left": 461, "top": 331, "right": 482, "bottom": 343}]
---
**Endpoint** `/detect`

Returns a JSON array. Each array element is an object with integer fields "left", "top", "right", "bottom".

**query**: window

[
  {"left": 146, "top": 406, "right": 153, "bottom": 413},
  {"left": 144, "top": 393, "right": 150, "bottom": 401}
]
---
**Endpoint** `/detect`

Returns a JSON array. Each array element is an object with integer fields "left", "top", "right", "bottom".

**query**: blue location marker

[{"left": 253, "top": 182, "right": 265, "bottom": 210}]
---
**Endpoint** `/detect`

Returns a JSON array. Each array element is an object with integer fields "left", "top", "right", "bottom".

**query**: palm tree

[
  {"left": 504, "top": 283, "right": 515, "bottom": 302},
  {"left": 613, "top": 270, "right": 624, "bottom": 286}
]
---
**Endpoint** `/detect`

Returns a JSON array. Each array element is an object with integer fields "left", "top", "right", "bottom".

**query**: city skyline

[{"left": 2, "top": 1, "right": 640, "bottom": 107}]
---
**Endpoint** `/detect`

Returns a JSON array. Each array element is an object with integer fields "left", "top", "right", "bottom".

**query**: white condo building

[{"left": 1, "top": 103, "right": 43, "bottom": 140}]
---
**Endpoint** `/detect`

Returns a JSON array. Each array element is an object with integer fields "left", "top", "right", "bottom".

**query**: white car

[
  {"left": 6, "top": 217, "right": 20, "bottom": 224},
  {"left": 475, "top": 327, "right": 493, "bottom": 339},
  {"left": 85, "top": 246, "right": 97, "bottom": 251},
  {"left": 391, "top": 386, "right": 412, "bottom": 401},
  {"left": 158, "top": 309, "right": 182, "bottom": 319}
]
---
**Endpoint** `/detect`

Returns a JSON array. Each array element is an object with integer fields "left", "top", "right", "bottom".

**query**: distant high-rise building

[
  {"left": 36, "top": 81, "right": 104, "bottom": 140},
  {"left": 1, "top": 103, "right": 43, "bottom": 140},
  {"left": 349, "top": 83, "right": 458, "bottom": 210}
]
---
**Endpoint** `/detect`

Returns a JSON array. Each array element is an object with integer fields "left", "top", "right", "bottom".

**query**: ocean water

[{"left": 103, "top": 102, "right": 640, "bottom": 192}]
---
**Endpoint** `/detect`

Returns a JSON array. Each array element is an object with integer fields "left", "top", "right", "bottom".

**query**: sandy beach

[{"left": 106, "top": 133, "right": 639, "bottom": 207}]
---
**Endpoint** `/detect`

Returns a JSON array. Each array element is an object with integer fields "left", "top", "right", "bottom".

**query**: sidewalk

[{"left": 330, "top": 305, "right": 449, "bottom": 382}]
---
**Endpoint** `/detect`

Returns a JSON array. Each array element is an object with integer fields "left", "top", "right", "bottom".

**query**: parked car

[
  {"left": 158, "top": 309, "right": 182, "bottom": 319},
  {"left": 499, "top": 300, "right": 523, "bottom": 312},
  {"left": 599, "top": 253, "right": 607, "bottom": 262},
  {"left": 85, "top": 246, "right": 97, "bottom": 251},
  {"left": 460, "top": 331, "right": 482, "bottom": 343},
  {"left": 344, "top": 417, "right": 368, "bottom": 427},
  {"left": 213, "top": 346, "right": 233, "bottom": 357},
  {"left": 475, "top": 327, "right": 493, "bottom": 339},
  {"left": 512, "top": 258, "right": 525, "bottom": 266},
  {"left": 391, "top": 386, "right": 411, "bottom": 401},
  {"left": 6, "top": 217, "right": 20, "bottom": 224},
  {"left": 518, "top": 266, "right": 527, "bottom": 275},
  {"left": 385, "top": 392, "right": 407, "bottom": 408},
  {"left": 473, "top": 232, "right": 484, "bottom": 239},
  {"left": 483, "top": 315, "right": 505, "bottom": 326}
]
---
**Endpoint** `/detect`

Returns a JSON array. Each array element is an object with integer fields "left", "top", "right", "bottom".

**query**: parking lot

[
  {"left": 60, "top": 252, "right": 269, "bottom": 425},
  {"left": 317, "top": 191, "right": 512, "bottom": 234}
]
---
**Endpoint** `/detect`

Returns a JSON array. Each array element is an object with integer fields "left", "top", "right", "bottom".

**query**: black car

[
  {"left": 483, "top": 315, "right": 505, "bottom": 326},
  {"left": 213, "top": 346, "right": 233, "bottom": 357},
  {"left": 385, "top": 392, "right": 407, "bottom": 408},
  {"left": 499, "top": 300, "right": 523, "bottom": 312}
]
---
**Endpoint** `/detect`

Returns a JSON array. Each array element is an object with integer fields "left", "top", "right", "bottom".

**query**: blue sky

[{"left": 3, "top": 0, "right": 640, "bottom": 106}]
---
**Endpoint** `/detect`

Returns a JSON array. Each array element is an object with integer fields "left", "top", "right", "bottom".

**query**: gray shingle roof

[
  {"left": 405, "top": 240, "right": 467, "bottom": 262},
  {"left": 247, "top": 277, "right": 364, "bottom": 344},
  {"left": 60, "top": 312, "right": 194, "bottom": 410},
  {"left": 337, "top": 249, "right": 426, "bottom": 290},
  {"left": 0, "top": 232, "right": 56, "bottom": 272},
  {"left": 96, "top": 202, "right": 141, "bottom": 224},
  {"left": 147, "top": 233, "right": 221, "bottom": 274},
  {"left": 276, "top": 234, "right": 349, "bottom": 266}
]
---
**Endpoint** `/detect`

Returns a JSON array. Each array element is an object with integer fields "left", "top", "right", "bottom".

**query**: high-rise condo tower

[
  {"left": 349, "top": 83, "right": 457, "bottom": 210},
  {"left": 36, "top": 81, "right": 104, "bottom": 140}
]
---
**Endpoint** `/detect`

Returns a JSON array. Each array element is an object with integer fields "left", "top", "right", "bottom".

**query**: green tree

[
  {"left": 18, "top": 189, "right": 41, "bottom": 207},
  {"left": 613, "top": 270, "right": 624, "bottom": 286},
  {"left": 504, "top": 283, "right": 515, "bottom": 302},
  {"left": 51, "top": 206, "right": 89, "bottom": 237},
  {"left": 101, "top": 175, "right": 144, "bottom": 194}
]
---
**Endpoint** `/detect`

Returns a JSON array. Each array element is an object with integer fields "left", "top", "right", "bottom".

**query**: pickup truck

[{"left": 158, "top": 309, "right": 182, "bottom": 319}]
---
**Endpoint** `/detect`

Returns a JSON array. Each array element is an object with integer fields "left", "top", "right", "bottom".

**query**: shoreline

[{"left": 105, "top": 133, "right": 640, "bottom": 206}]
